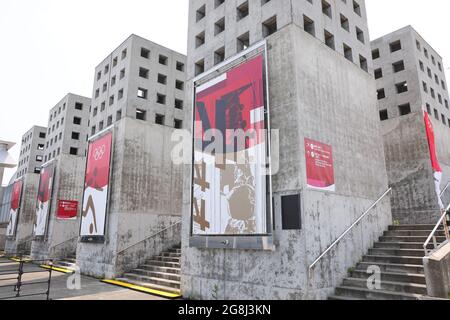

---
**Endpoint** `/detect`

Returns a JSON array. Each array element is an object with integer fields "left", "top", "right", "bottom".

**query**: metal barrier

[{"left": 0, "top": 255, "right": 54, "bottom": 300}]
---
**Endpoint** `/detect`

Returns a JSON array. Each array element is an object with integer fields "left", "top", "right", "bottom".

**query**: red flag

[{"left": 424, "top": 110, "right": 442, "bottom": 173}]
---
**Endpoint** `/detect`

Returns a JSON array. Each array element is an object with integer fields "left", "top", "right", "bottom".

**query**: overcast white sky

[{"left": 1, "top": 0, "right": 450, "bottom": 184}]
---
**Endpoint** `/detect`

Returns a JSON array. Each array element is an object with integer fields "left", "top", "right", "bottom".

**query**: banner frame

[
  {"left": 79, "top": 126, "right": 115, "bottom": 243},
  {"left": 33, "top": 159, "right": 57, "bottom": 241},
  {"left": 6, "top": 177, "right": 24, "bottom": 240},
  {"left": 189, "top": 41, "right": 275, "bottom": 250}
]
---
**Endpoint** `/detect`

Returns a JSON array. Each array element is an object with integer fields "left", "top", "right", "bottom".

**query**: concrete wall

[
  {"left": 5, "top": 173, "right": 40, "bottom": 254},
  {"left": 423, "top": 240, "right": 450, "bottom": 299},
  {"left": 31, "top": 155, "right": 86, "bottom": 260},
  {"left": 0, "top": 223, "right": 6, "bottom": 251},
  {"left": 181, "top": 25, "right": 392, "bottom": 300},
  {"left": 77, "top": 117, "right": 183, "bottom": 278}
]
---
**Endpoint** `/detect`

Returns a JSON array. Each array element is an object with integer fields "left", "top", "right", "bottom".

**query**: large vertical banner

[
  {"left": 33, "top": 162, "right": 55, "bottom": 237},
  {"left": 6, "top": 180, "right": 23, "bottom": 237},
  {"left": 192, "top": 54, "right": 269, "bottom": 236},
  {"left": 424, "top": 110, "right": 444, "bottom": 209},
  {"left": 305, "top": 138, "right": 335, "bottom": 192},
  {"left": 80, "top": 132, "right": 113, "bottom": 238}
]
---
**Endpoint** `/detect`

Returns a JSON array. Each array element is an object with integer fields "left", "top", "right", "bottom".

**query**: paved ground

[{"left": 0, "top": 257, "right": 166, "bottom": 300}]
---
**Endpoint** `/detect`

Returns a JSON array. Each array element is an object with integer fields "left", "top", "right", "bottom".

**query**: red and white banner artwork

[
  {"left": 34, "top": 162, "right": 55, "bottom": 236},
  {"left": 57, "top": 200, "right": 78, "bottom": 220},
  {"left": 192, "top": 54, "right": 269, "bottom": 236},
  {"left": 80, "top": 132, "right": 113, "bottom": 237},
  {"left": 305, "top": 138, "right": 335, "bottom": 192},
  {"left": 424, "top": 110, "right": 444, "bottom": 209},
  {"left": 6, "top": 180, "right": 23, "bottom": 237}
]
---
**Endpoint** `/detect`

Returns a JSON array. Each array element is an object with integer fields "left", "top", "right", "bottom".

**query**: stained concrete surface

[{"left": 0, "top": 258, "right": 165, "bottom": 300}]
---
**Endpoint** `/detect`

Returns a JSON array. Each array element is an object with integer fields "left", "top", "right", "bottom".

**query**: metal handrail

[
  {"left": 49, "top": 236, "right": 79, "bottom": 253},
  {"left": 117, "top": 220, "right": 182, "bottom": 256},
  {"left": 308, "top": 188, "right": 392, "bottom": 278},
  {"left": 423, "top": 205, "right": 450, "bottom": 255},
  {"left": 422, "top": 181, "right": 450, "bottom": 255},
  {"left": 440, "top": 181, "right": 450, "bottom": 197}
]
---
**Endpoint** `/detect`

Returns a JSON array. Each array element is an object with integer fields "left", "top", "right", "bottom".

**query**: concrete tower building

[
  {"left": 43, "top": 93, "right": 91, "bottom": 162},
  {"left": 89, "top": 34, "right": 186, "bottom": 136},
  {"left": 5, "top": 127, "right": 47, "bottom": 254},
  {"left": 371, "top": 26, "right": 450, "bottom": 224},
  {"left": 76, "top": 35, "right": 187, "bottom": 279},
  {"left": 181, "top": 0, "right": 392, "bottom": 299},
  {"left": 16, "top": 126, "right": 47, "bottom": 178},
  {"left": 31, "top": 93, "right": 91, "bottom": 260}
]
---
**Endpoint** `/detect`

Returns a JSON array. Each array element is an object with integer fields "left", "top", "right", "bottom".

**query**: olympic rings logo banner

[{"left": 80, "top": 132, "right": 113, "bottom": 237}]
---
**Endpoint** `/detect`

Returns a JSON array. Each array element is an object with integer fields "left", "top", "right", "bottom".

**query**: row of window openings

[
  {"left": 196, "top": 0, "right": 362, "bottom": 24},
  {"left": 373, "top": 40, "right": 444, "bottom": 73},
  {"left": 380, "top": 103, "right": 450, "bottom": 127},
  {"left": 49, "top": 102, "right": 83, "bottom": 122},
  {"left": 48, "top": 117, "right": 65, "bottom": 134},
  {"left": 44, "top": 147, "right": 81, "bottom": 163},
  {"left": 20, "top": 140, "right": 45, "bottom": 156},
  {"left": 90, "top": 111, "right": 183, "bottom": 137},
  {"left": 194, "top": 20, "right": 367, "bottom": 75},
  {"left": 377, "top": 82, "right": 448, "bottom": 108},
  {"left": 374, "top": 59, "right": 446, "bottom": 93},
  {"left": 97, "top": 48, "right": 185, "bottom": 82},
  {"left": 95, "top": 73, "right": 184, "bottom": 100}
]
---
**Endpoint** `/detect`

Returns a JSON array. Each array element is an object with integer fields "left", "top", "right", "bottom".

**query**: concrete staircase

[
  {"left": 51, "top": 255, "right": 78, "bottom": 272},
  {"left": 116, "top": 245, "right": 181, "bottom": 295},
  {"left": 330, "top": 224, "right": 446, "bottom": 300}
]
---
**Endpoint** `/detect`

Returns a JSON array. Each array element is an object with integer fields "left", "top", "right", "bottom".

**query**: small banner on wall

[
  {"left": 305, "top": 138, "right": 335, "bottom": 192},
  {"left": 424, "top": 110, "right": 444, "bottom": 209},
  {"left": 34, "top": 162, "right": 55, "bottom": 237},
  {"left": 6, "top": 179, "right": 23, "bottom": 237},
  {"left": 80, "top": 131, "right": 113, "bottom": 238},
  {"left": 57, "top": 200, "right": 78, "bottom": 220}
]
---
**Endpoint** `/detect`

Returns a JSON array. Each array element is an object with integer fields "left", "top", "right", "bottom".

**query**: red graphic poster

[
  {"left": 305, "top": 138, "right": 335, "bottom": 192},
  {"left": 34, "top": 162, "right": 55, "bottom": 236},
  {"left": 80, "top": 132, "right": 113, "bottom": 237},
  {"left": 57, "top": 200, "right": 78, "bottom": 220},
  {"left": 424, "top": 110, "right": 444, "bottom": 209},
  {"left": 6, "top": 180, "right": 23, "bottom": 237},
  {"left": 192, "top": 54, "right": 269, "bottom": 236}
]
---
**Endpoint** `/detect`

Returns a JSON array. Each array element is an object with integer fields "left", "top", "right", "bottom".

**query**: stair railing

[
  {"left": 117, "top": 220, "right": 182, "bottom": 257},
  {"left": 48, "top": 236, "right": 79, "bottom": 259},
  {"left": 423, "top": 182, "right": 450, "bottom": 256},
  {"left": 308, "top": 188, "right": 392, "bottom": 279}
]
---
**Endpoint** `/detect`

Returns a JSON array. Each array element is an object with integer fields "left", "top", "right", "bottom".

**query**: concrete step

[
  {"left": 380, "top": 236, "right": 446, "bottom": 243},
  {"left": 116, "top": 277, "right": 181, "bottom": 295},
  {"left": 384, "top": 230, "right": 446, "bottom": 237},
  {"left": 355, "top": 262, "right": 424, "bottom": 275},
  {"left": 169, "top": 249, "right": 182, "bottom": 254},
  {"left": 132, "top": 269, "right": 181, "bottom": 281},
  {"left": 152, "top": 256, "right": 181, "bottom": 263},
  {"left": 368, "top": 248, "right": 425, "bottom": 257},
  {"left": 54, "top": 260, "right": 77, "bottom": 268},
  {"left": 161, "top": 252, "right": 182, "bottom": 258},
  {"left": 328, "top": 295, "right": 362, "bottom": 300},
  {"left": 373, "top": 241, "right": 435, "bottom": 250},
  {"left": 334, "top": 286, "right": 423, "bottom": 300},
  {"left": 139, "top": 265, "right": 180, "bottom": 275},
  {"left": 388, "top": 225, "right": 439, "bottom": 231},
  {"left": 124, "top": 273, "right": 181, "bottom": 289},
  {"left": 63, "top": 258, "right": 77, "bottom": 264},
  {"left": 350, "top": 270, "right": 426, "bottom": 285},
  {"left": 145, "top": 260, "right": 181, "bottom": 268},
  {"left": 342, "top": 278, "right": 427, "bottom": 295},
  {"left": 362, "top": 255, "right": 423, "bottom": 265}
]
